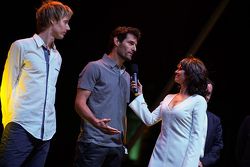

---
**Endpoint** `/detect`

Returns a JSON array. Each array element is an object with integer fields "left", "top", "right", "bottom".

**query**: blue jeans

[
  {"left": 0, "top": 122, "right": 50, "bottom": 167},
  {"left": 74, "top": 142, "right": 125, "bottom": 167}
]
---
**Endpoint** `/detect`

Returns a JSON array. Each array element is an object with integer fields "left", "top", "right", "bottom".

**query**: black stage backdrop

[{"left": 0, "top": 0, "right": 249, "bottom": 166}]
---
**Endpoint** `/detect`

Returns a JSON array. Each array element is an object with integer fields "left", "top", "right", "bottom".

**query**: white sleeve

[{"left": 129, "top": 94, "right": 162, "bottom": 126}]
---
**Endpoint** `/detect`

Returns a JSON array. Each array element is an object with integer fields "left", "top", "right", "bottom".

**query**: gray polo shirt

[{"left": 77, "top": 54, "right": 130, "bottom": 147}]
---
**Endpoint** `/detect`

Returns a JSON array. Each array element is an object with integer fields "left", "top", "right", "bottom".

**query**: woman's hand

[{"left": 131, "top": 80, "right": 143, "bottom": 96}]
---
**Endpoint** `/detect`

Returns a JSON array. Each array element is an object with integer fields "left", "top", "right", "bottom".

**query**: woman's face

[{"left": 174, "top": 64, "right": 186, "bottom": 84}]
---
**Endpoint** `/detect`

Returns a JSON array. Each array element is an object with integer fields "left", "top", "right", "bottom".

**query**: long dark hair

[{"left": 180, "top": 56, "right": 209, "bottom": 98}]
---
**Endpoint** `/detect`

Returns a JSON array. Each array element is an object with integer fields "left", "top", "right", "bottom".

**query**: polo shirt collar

[{"left": 102, "top": 54, "right": 126, "bottom": 71}]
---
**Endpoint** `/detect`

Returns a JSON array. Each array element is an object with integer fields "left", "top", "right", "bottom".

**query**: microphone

[{"left": 131, "top": 64, "right": 139, "bottom": 96}]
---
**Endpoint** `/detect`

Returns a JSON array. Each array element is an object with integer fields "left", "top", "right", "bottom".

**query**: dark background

[{"left": 0, "top": 0, "right": 249, "bottom": 166}]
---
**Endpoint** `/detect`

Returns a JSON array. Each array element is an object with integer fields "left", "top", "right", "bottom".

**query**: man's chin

[
  {"left": 56, "top": 34, "right": 65, "bottom": 40},
  {"left": 120, "top": 55, "right": 132, "bottom": 62},
  {"left": 126, "top": 56, "right": 133, "bottom": 61}
]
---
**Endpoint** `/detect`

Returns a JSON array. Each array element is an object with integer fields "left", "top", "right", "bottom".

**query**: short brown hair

[
  {"left": 36, "top": 0, "right": 73, "bottom": 33},
  {"left": 107, "top": 26, "right": 141, "bottom": 53}
]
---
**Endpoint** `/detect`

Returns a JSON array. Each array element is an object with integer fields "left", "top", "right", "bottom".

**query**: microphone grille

[{"left": 131, "top": 64, "right": 138, "bottom": 73}]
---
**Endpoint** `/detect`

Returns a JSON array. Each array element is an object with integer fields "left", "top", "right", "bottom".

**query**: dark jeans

[
  {"left": 0, "top": 122, "right": 50, "bottom": 167},
  {"left": 74, "top": 142, "right": 125, "bottom": 167}
]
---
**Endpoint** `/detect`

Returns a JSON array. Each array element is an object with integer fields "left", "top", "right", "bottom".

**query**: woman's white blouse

[{"left": 129, "top": 94, "right": 207, "bottom": 167}]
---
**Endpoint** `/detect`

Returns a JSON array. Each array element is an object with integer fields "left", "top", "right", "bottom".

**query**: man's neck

[
  {"left": 38, "top": 30, "right": 55, "bottom": 49},
  {"left": 108, "top": 52, "right": 124, "bottom": 68}
]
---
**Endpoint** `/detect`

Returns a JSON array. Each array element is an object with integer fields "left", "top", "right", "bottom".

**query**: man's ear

[
  {"left": 50, "top": 19, "right": 55, "bottom": 25},
  {"left": 114, "top": 37, "right": 120, "bottom": 46}
]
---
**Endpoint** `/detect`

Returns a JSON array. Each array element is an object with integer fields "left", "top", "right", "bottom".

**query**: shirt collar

[
  {"left": 102, "top": 54, "right": 126, "bottom": 71},
  {"left": 32, "top": 34, "right": 56, "bottom": 50}
]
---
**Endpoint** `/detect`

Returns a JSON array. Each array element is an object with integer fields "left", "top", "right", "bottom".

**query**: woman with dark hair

[{"left": 129, "top": 56, "right": 209, "bottom": 167}]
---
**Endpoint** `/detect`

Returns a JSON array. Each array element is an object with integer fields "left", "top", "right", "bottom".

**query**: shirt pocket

[{"left": 49, "top": 62, "right": 61, "bottom": 87}]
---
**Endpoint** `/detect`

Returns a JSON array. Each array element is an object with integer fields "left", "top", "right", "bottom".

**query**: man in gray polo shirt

[{"left": 73, "top": 26, "right": 141, "bottom": 167}]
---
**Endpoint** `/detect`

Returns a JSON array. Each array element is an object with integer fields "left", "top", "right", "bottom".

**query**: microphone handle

[{"left": 132, "top": 73, "right": 139, "bottom": 96}]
